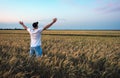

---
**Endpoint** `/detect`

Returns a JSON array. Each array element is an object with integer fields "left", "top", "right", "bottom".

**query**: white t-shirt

[{"left": 27, "top": 28, "right": 44, "bottom": 47}]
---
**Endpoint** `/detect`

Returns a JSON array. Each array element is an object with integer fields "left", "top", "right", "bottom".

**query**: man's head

[{"left": 32, "top": 22, "right": 38, "bottom": 28}]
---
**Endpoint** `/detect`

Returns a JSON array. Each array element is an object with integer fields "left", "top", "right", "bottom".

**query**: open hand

[
  {"left": 19, "top": 21, "right": 24, "bottom": 25},
  {"left": 53, "top": 18, "right": 57, "bottom": 23}
]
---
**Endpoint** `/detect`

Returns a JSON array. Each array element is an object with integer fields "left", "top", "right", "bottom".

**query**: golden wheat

[{"left": 0, "top": 30, "right": 120, "bottom": 78}]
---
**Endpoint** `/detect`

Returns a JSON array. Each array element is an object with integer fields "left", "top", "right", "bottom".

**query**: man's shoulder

[
  {"left": 38, "top": 27, "right": 44, "bottom": 29},
  {"left": 27, "top": 27, "right": 31, "bottom": 31},
  {"left": 38, "top": 27, "right": 44, "bottom": 31}
]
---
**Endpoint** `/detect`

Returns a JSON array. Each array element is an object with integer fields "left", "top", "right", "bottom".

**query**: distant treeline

[
  {"left": 0, "top": 28, "right": 120, "bottom": 31},
  {"left": 0, "top": 28, "right": 24, "bottom": 30}
]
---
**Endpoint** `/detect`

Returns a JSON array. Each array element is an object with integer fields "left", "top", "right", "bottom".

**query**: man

[{"left": 19, "top": 18, "right": 57, "bottom": 57}]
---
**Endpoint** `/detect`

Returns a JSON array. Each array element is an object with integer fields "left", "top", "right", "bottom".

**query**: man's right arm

[
  {"left": 19, "top": 21, "right": 27, "bottom": 30},
  {"left": 43, "top": 18, "right": 57, "bottom": 31}
]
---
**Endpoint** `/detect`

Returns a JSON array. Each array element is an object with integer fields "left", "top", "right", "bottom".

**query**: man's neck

[{"left": 33, "top": 28, "right": 38, "bottom": 30}]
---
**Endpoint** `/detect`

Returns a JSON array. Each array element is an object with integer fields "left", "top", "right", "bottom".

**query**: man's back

[{"left": 27, "top": 28, "right": 43, "bottom": 47}]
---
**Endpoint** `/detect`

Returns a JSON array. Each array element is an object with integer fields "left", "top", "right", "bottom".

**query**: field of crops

[{"left": 0, "top": 30, "right": 120, "bottom": 78}]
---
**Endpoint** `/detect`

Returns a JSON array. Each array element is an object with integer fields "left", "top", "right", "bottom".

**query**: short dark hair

[{"left": 32, "top": 22, "right": 38, "bottom": 28}]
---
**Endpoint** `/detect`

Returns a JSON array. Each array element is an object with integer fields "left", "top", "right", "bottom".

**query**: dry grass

[{"left": 0, "top": 30, "right": 120, "bottom": 78}]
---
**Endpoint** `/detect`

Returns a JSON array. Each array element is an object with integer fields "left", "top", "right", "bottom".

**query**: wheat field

[{"left": 0, "top": 30, "right": 120, "bottom": 78}]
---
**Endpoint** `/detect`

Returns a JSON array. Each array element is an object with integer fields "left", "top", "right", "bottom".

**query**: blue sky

[{"left": 0, "top": 0, "right": 120, "bottom": 30}]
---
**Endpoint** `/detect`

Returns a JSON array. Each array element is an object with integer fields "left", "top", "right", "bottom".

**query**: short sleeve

[
  {"left": 38, "top": 27, "right": 44, "bottom": 32},
  {"left": 27, "top": 28, "right": 31, "bottom": 33}
]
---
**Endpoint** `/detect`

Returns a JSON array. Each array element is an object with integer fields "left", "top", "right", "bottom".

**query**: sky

[{"left": 0, "top": 0, "right": 120, "bottom": 30}]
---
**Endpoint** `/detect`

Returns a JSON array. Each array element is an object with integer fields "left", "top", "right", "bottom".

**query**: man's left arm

[{"left": 19, "top": 21, "right": 28, "bottom": 30}]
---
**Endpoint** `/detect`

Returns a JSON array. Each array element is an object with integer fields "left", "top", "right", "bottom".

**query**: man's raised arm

[
  {"left": 43, "top": 18, "right": 57, "bottom": 30},
  {"left": 19, "top": 21, "right": 27, "bottom": 30}
]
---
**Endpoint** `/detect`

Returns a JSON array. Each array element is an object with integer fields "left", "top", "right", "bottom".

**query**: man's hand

[
  {"left": 53, "top": 18, "right": 57, "bottom": 23},
  {"left": 19, "top": 21, "right": 27, "bottom": 29},
  {"left": 19, "top": 21, "right": 24, "bottom": 25}
]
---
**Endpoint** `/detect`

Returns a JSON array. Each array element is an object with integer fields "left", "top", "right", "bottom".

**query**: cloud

[
  {"left": 95, "top": 2, "right": 120, "bottom": 13},
  {"left": 107, "top": 6, "right": 120, "bottom": 12}
]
